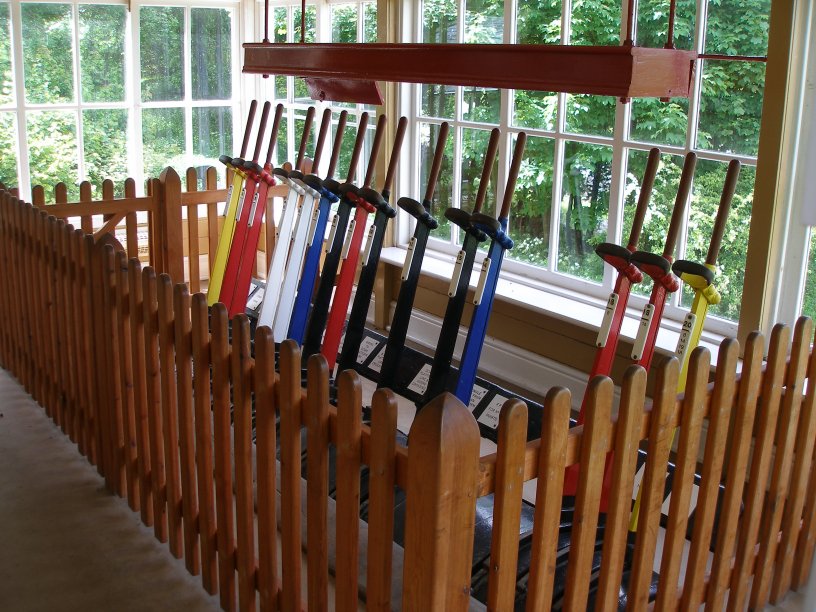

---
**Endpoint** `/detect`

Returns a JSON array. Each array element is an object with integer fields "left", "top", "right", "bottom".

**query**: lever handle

[
  {"left": 706, "top": 159, "right": 740, "bottom": 265},
  {"left": 626, "top": 147, "right": 661, "bottom": 251},
  {"left": 250, "top": 101, "right": 272, "bottom": 164},
  {"left": 239, "top": 100, "right": 258, "bottom": 159},
  {"left": 310, "top": 107, "right": 332, "bottom": 171},
  {"left": 423, "top": 121, "right": 450, "bottom": 205},
  {"left": 663, "top": 151, "right": 697, "bottom": 259},
  {"left": 295, "top": 106, "right": 316, "bottom": 170},
  {"left": 383, "top": 116, "right": 408, "bottom": 194},
  {"left": 263, "top": 104, "right": 285, "bottom": 167},
  {"left": 345, "top": 112, "right": 370, "bottom": 183},
  {"left": 363, "top": 114, "right": 388, "bottom": 189},
  {"left": 473, "top": 127, "right": 500, "bottom": 215},
  {"left": 499, "top": 132, "right": 527, "bottom": 220},
  {"left": 326, "top": 111, "right": 348, "bottom": 180}
]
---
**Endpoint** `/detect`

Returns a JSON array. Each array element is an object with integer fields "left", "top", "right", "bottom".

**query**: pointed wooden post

[
  {"left": 158, "top": 167, "right": 185, "bottom": 284},
  {"left": 402, "top": 392, "right": 480, "bottom": 611}
]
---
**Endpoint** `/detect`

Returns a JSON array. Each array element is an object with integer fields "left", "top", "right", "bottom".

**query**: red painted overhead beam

[{"left": 242, "top": 43, "right": 697, "bottom": 102}]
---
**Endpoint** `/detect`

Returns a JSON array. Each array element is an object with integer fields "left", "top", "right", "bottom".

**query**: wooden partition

[
  {"left": 26, "top": 168, "right": 287, "bottom": 291},
  {"left": 2, "top": 186, "right": 816, "bottom": 610}
]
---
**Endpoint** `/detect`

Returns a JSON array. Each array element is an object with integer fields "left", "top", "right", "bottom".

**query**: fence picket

[
  {"left": 773, "top": 319, "right": 816, "bottom": 600},
  {"left": 174, "top": 283, "right": 201, "bottom": 576},
  {"left": 705, "top": 333, "right": 763, "bottom": 609},
  {"left": 727, "top": 324, "right": 791, "bottom": 612},
  {"left": 367, "top": 388, "right": 399, "bottom": 612},
  {"left": 142, "top": 266, "right": 169, "bottom": 543},
  {"left": 279, "top": 339, "right": 303, "bottom": 612},
  {"left": 116, "top": 250, "right": 140, "bottom": 510},
  {"left": 255, "top": 327, "right": 279, "bottom": 610},
  {"left": 306, "top": 354, "right": 330, "bottom": 611},
  {"left": 596, "top": 366, "right": 647, "bottom": 611},
  {"left": 211, "top": 303, "right": 237, "bottom": 612},
  {"left": 564, "top": 378, "right": 613, "bottom": 611},
  {"left": 750, "top": 317, "right": 812, "bottom": 609},
  {"left": 232, "top": 314, "right": 257, "bottom": 612},
  {"left": 191, "top": 293, "right": 218, "bottom": 594},
  {"left": 629, "top": 358, "right": 680, "bottom": 610},
  {"left": 487, "top": 398, "right": 528, "bottom": 610},
  {"left": 128, "top": 257, "right": 153, "bottom": 526},
  {"left": 654, "top": 347, "right": 711, "bottom": 612}
]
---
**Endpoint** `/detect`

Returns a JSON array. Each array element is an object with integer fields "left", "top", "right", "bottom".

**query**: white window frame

[
  {"left": 398, "top": 0, "right": 764, "bottom": 337},
  {"left": 1, "top": 0, "right": 243, "bottom": 201}
]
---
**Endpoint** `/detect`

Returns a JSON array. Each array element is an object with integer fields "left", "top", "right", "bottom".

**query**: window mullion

[
  {"left": 72, "top": 3, "right": 86, "bottom": 184},
  {"left": 184, "top": 6, "right": 194, "bottom": 164},
  {"left": 10, "top": 0, "right": 30, "bottom": 199},
  {"left": 130, "top": 3, "right": 144, "bottom": 193}
]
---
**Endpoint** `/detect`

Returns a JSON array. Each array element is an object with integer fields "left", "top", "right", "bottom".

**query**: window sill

[{"left": 378, "top": 246, "right": 729, "bottom": 365}]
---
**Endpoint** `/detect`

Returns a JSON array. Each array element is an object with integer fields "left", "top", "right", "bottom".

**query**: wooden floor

[{"left": 0, "top": 363, "right": 813, "bottom": 612}]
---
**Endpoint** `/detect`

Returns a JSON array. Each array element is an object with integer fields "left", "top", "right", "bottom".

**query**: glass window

[
  {"left": 27, "top": 110, "right": 78, "bottom": 199},
  {"left": 415, "top": 0, "right": 769, "bottom": 328},
  {"left": 0, "top": 2, "right": 14, "bottom": 107},
  {"left": 140, "top": 7, "right": 185, "bottom": 103},
  {"left": 0, "top": 111, "right": 17, "bottom": 187},
  {"left": 79, "top": 5, "right": 126, "bottom": 103},
  {"left": 192, "top": 8, "right": 232, "bottom": 101},
  {"left": 22, "top": 3, "right": 74, "bottom": 104}
]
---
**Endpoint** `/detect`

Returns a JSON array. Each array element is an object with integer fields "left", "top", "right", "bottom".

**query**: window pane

[
  {"left": 83, "top": 109, "right": 128, "bottom": 196},
  {"left": 463, "top": 87, "right": 500, "bottom": 124},
  {"left": 421, "top": 84, "right": 455, "bottom": 119},
  {"left": 513, "top": 90, "right": 557, "bottom": 131},
  {"left": 22, "top": 3, "right": 74, "bottom": 104},
  {"left": 624, "top": 149, "right": 684, "bottom": 296},
  {"left": 79, "top": 5, "right": 126, "bottom": 103},
  {"left": 142, "top": 107, "right": 184, "bottom": 179},
  {"left": 363, "top": 2, "right": 377, "bottom": 43},
  {"left": 331, "top": 4, "right": 358, "bottom": 43},
  {"left": 705, "top": 0, "right": 770, "bottom": 56},
  {"left": 465, "top": 0, "right": 503, "bottom": 44},
  {"left": 140, "top": 7, "right": 184, "bottom": 102},
  {"left": 423, "top": 0, "right": 458, "bottom": 43},
  {"left": 419, "top": 123, "right": 454, "bottom": 242},
  {"left": 0, "top": 3, "right": 13, "bottom": 106},
  {"left": 292, "top": 6, "right": 315, "bottom": 101},
  {"left": 272, "top": 9, "right": 288, "bottom": 100},
  {"left": 27, "top": 110, "right": 78, "bottom": 199},
  {"left": 460, "top": 127, "right": 498, "bottom": 233},
  {"left": 679, "top": 160, "right": 754, "bottom": 321},
  {"left": 274, "top": 116, "right": 290, "bottom": 167},
  {"left": 802, "top": 232, "right": 816, "bottom": 320},
  {"left": 293, "top": 113, "right": 316, "bottom": 168},
  {"left": 332, "top": 111, "right": 357, "bottom": 182},
  {"left": 566, "top": 94, "right": 615, "bottom": 137},
  {"left": 193, "top": 106, "right": 233, "bottom": 163},
  {"left": 570, "top": 0, "right": 619, "bottom": 46},
  {"left": 557, "top": 141, "right": 612, "bottom": 282},
  {"left": 0, "top": 112, "right": 18, "bottom": 187},
  {"left": 192, "top": 8, "right": 232, "bottom": 101},
  {"left": 629, "top": 97, "right": 689, "bottom": 146},
  {"left": 636, "top": 0, "right": 695, "bottom": 50},
  {"left": 516, "top": 0, "right": 561, "bottom": 44},
  {"left": 696, "top": 60, "right": 765, "bottom": 156},
  {"left": 510, "top": 134, "right": 554, "bottom": 267}
]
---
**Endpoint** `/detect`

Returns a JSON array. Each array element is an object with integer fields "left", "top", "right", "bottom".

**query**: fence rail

[
  {"left": 24, "top": 168, "right": 287, "bottom": 289},
  {"left": 2, "top": 185, "right": 816, "bottom": 610}
]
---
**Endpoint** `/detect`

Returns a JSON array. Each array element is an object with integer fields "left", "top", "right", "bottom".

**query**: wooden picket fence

[
  {"left": 2, "top": 184, "right": 816, "bottom": 610},
  {"left": 25, "top": 167, "right": 288, "bottom": 293}
]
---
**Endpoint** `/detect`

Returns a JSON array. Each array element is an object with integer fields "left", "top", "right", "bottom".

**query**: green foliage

[
  {"left": 1, "top": 3, "right": 14, "bottom": 105},
  {"left": 192, "top": 8, "right": 232, "bottom": 101},
  {"left": 0, "top": 112, "right": 17, "bottom": 187},
  {"left": 79, "top": 5, "right": 126, "bottom": 103},
  {"left": 27, "top": 110, "right": 78, "bottom": 200},
  {"left": 83, "top": 109, "right": 128, "bottom": 197},
  {"left": 22, "top": 3, "right": 74, "bottom": 104},
  {"left": 363, "top": 3, "right": 377, "bottom": 43},
  {"left": 140, "top": 7, "right": 184, "bottom": 102},
  {"left": 332, "top": 5, "right": 358, "bottom": 43}
]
